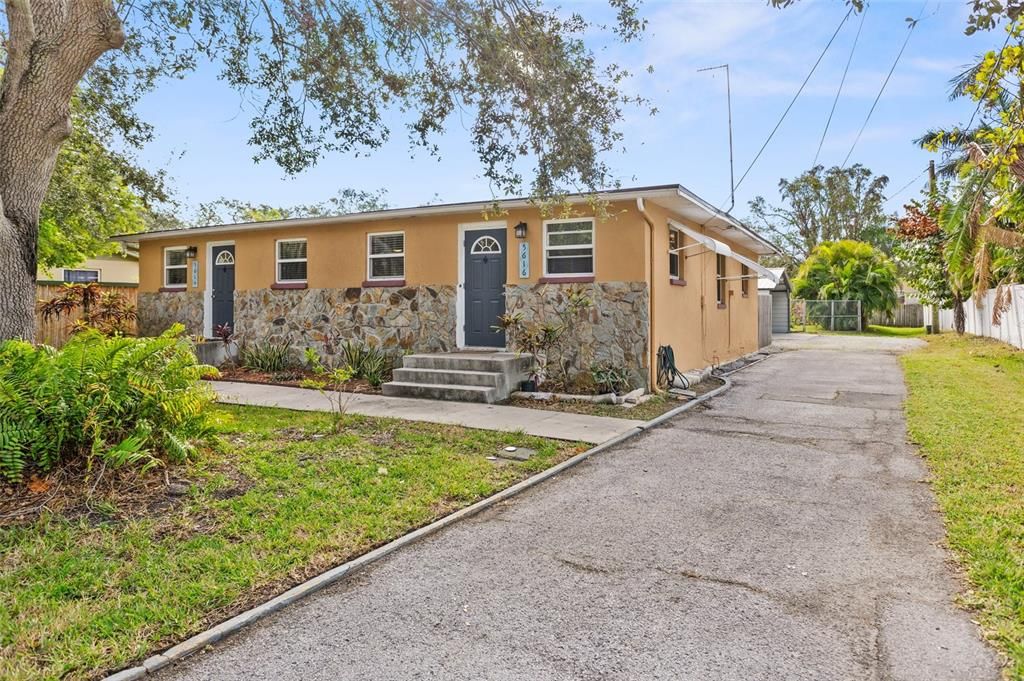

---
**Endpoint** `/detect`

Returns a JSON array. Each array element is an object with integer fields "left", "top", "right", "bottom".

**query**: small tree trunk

[{"left": 953, "top": 293, "right": 966, "bottom": 335}]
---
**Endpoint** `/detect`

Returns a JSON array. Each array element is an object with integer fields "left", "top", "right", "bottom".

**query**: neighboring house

[
  {"left": 37, "top": 252, "right": 140, "bottom": 285},
  {"left": 897, "top": 282, "right": 921, "bottom": 304},
  {"left": 757, "top": 267, "right": 791, "bottom": 334},
  {"left": 115, "top": 184, "right": 778, "bottom": 389}
]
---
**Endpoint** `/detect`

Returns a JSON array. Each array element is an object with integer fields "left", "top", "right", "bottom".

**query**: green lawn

[
  {"left": 796, "top": 322, "right": 926, "bottom": 337},
  {"left": 0, "top": 406, "right": 583, "bottom": 681},
  {"left": 901, "top": 334, "right": 1024, "bottom": 677}
]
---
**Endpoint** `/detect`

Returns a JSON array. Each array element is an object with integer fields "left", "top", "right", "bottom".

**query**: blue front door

[
  {"left": 464, "top": 229, "right": 507, "bottom": 347},
  {"left": 211, "top": 245, "right": 235, "bottom": 333}
]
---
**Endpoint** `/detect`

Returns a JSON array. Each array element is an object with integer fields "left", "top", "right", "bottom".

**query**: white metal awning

[
  {"left": 731, "top": 251, "right": 779, "bottom": 284},
  {"left": 668, "top": 218, "right": 778, "bottom": 284},
  {"left": 668, "top": 219, "right": 732, "bottom": 258}
]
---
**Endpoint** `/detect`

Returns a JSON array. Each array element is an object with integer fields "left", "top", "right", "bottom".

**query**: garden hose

[{"left": 657, "top": 345, "right": 690, "bottom": 391}]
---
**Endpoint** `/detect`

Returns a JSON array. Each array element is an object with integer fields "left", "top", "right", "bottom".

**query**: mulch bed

[
  {"left": 1, "top": 464, "right": 253, "bottom": 531},
  {"left": 210, "top": 366, "right": 382, "bottom": 394}
]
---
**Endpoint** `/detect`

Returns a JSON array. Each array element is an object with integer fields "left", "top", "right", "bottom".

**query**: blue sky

[{"left": 134, "top": 0, "right": 996, "bottom": 221}]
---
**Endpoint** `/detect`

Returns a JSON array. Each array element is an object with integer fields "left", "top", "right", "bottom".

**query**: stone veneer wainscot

[
  {"left": 138, "top": 291, "right": 204, "bottom": 337},
  {"left": 232, "top": 285, "right": 457, "bottom": 362},
  {"left": 504, "top": 281, "right": 650, "bottom": 388},
  {"left": 137, "top": 282, "right": 650, "bottom": 386}
]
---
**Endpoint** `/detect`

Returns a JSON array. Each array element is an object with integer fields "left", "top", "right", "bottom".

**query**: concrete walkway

[
  {"left": 210, "top": 380, "right": 643, "bottom": 445},
  {"left": 163, "top": 342, "right": 998, "bottom": 680}
]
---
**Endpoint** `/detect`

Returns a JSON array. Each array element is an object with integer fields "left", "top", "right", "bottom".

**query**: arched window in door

[{"left": 470, "top": 235, "right": 502, "bottom": 254}]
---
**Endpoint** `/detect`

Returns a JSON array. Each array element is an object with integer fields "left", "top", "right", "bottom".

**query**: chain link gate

[{"left": 796, "top": 299, "right": 862, "bottom": 332}]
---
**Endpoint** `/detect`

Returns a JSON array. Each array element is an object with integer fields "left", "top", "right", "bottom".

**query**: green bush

[
  {"left": 590, "top": 363, "right": 630, "bottom": 395},
  {"left": 338, "top": 340, "right": 390, "bottom": 387},
  {"left": 240, "top": 340, "right": 292, "bottom": 372},
  {"left": 0, "top": 325, "right": 218, "bottom": 482}
]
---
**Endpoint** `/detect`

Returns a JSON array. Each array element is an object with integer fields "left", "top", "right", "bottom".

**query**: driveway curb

[{"left": 102, "top": 377, "right": 732, "bottom": 681}]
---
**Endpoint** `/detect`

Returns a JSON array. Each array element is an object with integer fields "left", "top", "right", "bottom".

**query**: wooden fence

[
  {"left": 35, "top": 283, "right": 139, "bottom": 347},
  {"left": 869, "top": 303, "right": 925, "bottom": 328},
  {"left": 757, "top": 292, "right": 773, "bottom": 348}
]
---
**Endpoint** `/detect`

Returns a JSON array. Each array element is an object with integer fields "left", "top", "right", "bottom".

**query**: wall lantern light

[
  {"left": 514, "top": 222, "right": 528, "bottom": 239},
  {"left": 185, "top": 246, "right": 198, "bottom": 259}
]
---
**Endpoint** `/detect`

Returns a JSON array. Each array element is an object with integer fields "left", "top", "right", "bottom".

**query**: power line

[
  {"left": 841, "top": 2, "right": 928, "bottom": 168},
  {"left": 885, "top": 166, "right": 929, "bottom": 204},
  {"left": 731, "top": 6, "right": 854, "bottom": 196},
  {"left": 814, "top": 5, "right": 867, "bottom": 167}
]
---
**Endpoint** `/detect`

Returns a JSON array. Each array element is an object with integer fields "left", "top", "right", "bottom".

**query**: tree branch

[{"left": 3, "top": 0, "right": 36, "bottom": 94}]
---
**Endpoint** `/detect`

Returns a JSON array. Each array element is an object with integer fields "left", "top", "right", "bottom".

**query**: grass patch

[
  {"left": 901, "top": 333, "right": 1024, "bottom": 676},
  {"left": 795, "top": 322, "right": 925, "bottom": 337},
  {"left": 0, "top": 405, "right": 584, "bottom": 681}
]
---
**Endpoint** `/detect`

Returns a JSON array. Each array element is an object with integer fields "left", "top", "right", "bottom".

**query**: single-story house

[
  {"left": 758, "top": 267, "right": 791, "bottom": 334},
  {"left": 37, "top": 251, "right": 139, "bottom": 285},
  {"left": 115, "top": 184, "right": 779, "bottom": 389}
]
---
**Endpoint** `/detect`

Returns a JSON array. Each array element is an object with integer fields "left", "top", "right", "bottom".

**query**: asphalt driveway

[{"left": 159, "top": 339, "right": 999, "bottom": 680}]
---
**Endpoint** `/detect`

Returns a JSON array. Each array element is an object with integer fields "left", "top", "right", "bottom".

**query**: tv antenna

[{"left": 698, "top": 64, "right": 735, "bottom": 212}]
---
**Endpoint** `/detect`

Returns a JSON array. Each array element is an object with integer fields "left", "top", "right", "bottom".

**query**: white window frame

[
  {"left": 542, "top": 217, "right": 595, "bottom": 278},
  {"left": 163, "top": 246, "right": 188, "bottom": 289},
  {"left": 64, "top": 268, "right": 101, "bottom": 283},
  {"left": 366, "top": 231, "right": 406, "bottom": 281},
  {"left": 276, "top": 238, "right": 308, "bottom": 284}
]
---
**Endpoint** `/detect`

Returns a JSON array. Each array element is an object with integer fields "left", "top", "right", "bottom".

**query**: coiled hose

[{"left": 657, "top": 345, "right": 689, "bottom": 391}]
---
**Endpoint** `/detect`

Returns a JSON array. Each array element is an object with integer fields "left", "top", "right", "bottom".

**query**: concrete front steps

[{"left": 383, "top": 352, "right": 532, "bottom": 403}]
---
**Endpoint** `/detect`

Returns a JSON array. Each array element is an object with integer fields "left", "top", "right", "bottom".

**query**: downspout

[{"left": 636, "top": 198, "right": 658, "bottom": 391}]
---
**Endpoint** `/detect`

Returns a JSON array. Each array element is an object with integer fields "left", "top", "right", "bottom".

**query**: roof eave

[
  {"left": 675, "top": 187, "right": 780, "bottom": 257},
  {"left": 111, "top": 185, "right": 684, "bottom": 244}
]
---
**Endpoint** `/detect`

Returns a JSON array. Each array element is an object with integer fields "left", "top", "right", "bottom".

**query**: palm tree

[
  {"left": 913, "top": 62, "right": 1013, "bottom": 178},
  {"left": 793, "top": 240, "right": 899, "bottom": 330}
]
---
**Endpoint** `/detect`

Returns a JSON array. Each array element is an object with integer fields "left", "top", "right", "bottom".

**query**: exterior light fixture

[
  {"left": 514, "top": 222, "right": 528, "bottom": 239},
  {"left": 185, "top": 246, "right": 198, "bottom": 259}
]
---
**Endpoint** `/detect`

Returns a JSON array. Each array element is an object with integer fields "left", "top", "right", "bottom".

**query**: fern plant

[{"left": 0, "top": 325, "right": 218, "bottom": 483}]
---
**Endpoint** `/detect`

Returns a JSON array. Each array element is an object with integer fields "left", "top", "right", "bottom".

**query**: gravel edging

[{"left": 102, "top": 376, "right": 733, "bottom": 681}]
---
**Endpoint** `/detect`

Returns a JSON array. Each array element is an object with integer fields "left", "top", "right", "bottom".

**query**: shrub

[
  {"left": 0, "top": 325, "right": 218, "bottom": 482},
  {"left": 590, "top": 363, "right": 630, "bottom": 395},
  {"left": 302, "top": 349, "right": 357, "bottom": 432},
  {"left": 337, "top": 340, "right": 390, "bottom": 387},
  {"left": 793, "top": 240, "right": 898, "bottom": 329},
  {"left": 240, "top": 340, "right": 292, "bottom": 372},
  {"left": 38, "top": 282, "right": 137, "bottom": 336}
]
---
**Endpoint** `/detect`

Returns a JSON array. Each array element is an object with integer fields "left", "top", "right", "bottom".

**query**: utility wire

[
  {"left": 842, "top": 2, "right": 928, "bottom": 168},
  {"left": 885, "top": 166, "right": 929, "bottom": 204},
  {"left": 814, "top": 5, "right": 867, "bottom": 167},
  {"left": 731, "top": 6, "right": 854, "bottom": 196}
]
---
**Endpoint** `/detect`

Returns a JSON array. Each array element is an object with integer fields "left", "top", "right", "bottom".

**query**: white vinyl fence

[{"left": 938, "top": 284, "right": 1024, "bottom": 349}]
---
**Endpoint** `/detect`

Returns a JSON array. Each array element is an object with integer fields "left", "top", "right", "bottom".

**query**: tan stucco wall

[
  {"left": 38, "top": 255, "right": 139, "bottom": 284},
  {"left": 138, "top": 202, "right": 649, "bottom": 294},
  {"left": 136, "top": 198, "right": 765, "bottom": 379},
  {"left": 643, "top": 201, "right": 760, "bottom": 374}
]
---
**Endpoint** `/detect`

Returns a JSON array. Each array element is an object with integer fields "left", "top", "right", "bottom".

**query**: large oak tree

[{"left": 0, "top": 0, "right": 646, "bottom": 340}]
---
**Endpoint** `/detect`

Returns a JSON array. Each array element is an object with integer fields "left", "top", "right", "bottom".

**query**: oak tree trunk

[{"left": 0, "top": 0, "right": 124, "bottom": 340}]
